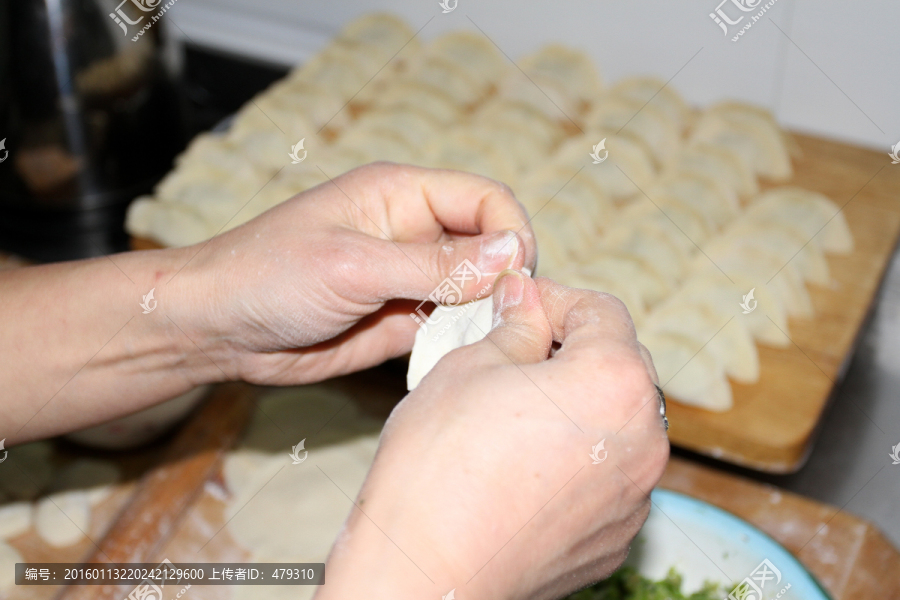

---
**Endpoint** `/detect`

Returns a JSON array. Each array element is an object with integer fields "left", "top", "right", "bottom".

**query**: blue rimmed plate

[{"left": 622, "top": 489, "right": 832, "bottom": 599}]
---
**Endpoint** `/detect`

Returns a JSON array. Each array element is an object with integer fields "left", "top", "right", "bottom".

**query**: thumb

[
  {"left": 476, "top": 270, "right": 552, "bottom": 365},
  {"left": 362, "top": 229, "right": 526, "bottom": 303}
]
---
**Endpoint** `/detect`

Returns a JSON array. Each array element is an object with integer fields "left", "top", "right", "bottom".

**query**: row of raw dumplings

[
  {"left": 632, "top": 188, "right": 851, "bottom": 411},
  {"left": 126, "top": 13, "right": 680, "bottom": 245},
  {"left": 123, "top": 14, "right": 853, "bottom": 414},
  {"left": 540, "top": 132, "right": 851, "bottom": 410},
  {"left": 535, "top": 94, "right": 851, "bottom": 410}
]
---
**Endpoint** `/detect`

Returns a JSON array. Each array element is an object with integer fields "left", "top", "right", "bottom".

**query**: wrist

[
  {"left": 317, "top": 510, "right": 465, "bottom": 600},
  {"left": 124, "top": 246, "right": 233, "bottom": 386},
  {"left": 316, "top": 463, "right": 506, "bottom": 600}
]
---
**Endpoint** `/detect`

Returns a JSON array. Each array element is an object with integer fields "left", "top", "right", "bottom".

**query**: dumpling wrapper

[{"left": 407, "top": 297, "right": 494, "bottom": 390}]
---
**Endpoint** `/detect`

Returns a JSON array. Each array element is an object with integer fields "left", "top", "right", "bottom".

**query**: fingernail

[
  {"left": 478, "top": 230, "right": 519, "bottom": 272},
  {"left": 495, "top": 269, "right": 524, "bottom": 306}
]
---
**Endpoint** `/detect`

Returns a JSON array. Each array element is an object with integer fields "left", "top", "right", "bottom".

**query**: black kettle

[{"left": 0, "top": 0, "right": 185, "bottom": 261}]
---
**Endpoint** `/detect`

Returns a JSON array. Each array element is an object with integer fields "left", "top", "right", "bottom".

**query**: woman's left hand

[{"left": 174, "top": 162, "right": 536, "bottom": 385}]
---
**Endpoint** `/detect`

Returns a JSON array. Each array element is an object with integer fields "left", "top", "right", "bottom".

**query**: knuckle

[{"left": 589, "top": 290, "right": 632, "bottom": 321}]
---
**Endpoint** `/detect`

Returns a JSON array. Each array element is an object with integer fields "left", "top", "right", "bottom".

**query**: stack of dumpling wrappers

[{"left": 126, "top": 13, "right": 854, "bottom": 413}]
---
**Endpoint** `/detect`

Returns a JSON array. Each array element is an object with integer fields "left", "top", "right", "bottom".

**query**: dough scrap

[
  {"left": 224, "top": 436, "right": 378, "bottom": 561},
  {"left": 0, "top": 540, "right": 23, "bottom": 593},
  {"left": 0, "top": 501, "right": 32, "bottom": 540},
  {"left": 35, "top": 489, "right": 91, "bottom": 548}
]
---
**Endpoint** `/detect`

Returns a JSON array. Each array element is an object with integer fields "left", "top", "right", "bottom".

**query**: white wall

[{"left": 165, "top": 0, "right": 899, "bottom": 150}]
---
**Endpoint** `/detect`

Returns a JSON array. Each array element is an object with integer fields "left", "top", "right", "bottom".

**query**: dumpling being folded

[{"left": 407, "top": 297, "right": 493, "bottom": 390}]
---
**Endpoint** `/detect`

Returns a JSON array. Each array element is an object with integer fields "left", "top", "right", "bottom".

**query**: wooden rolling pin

[{"left": 56, "top": 383, "right": 257, "bottom": 600}]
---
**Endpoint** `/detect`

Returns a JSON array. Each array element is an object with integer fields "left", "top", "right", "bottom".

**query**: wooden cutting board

[{"left": 666, "top": 133, "right": 900, "bottom": 473}]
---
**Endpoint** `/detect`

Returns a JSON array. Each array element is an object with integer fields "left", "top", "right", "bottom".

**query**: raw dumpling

[
  {"left": 126, "top": 197, "right": 216, "bottom": 247},
  {"left": 426, "top": 31, "right": 505, "bottom": 90},
  {"left": 748, "top": 188, "right": 853, "bottom": 254},
  {"left": 372, "top": 80, "right": 463, "bottom": 125},
  {"left": 520, "top": 165, "right": 614, "bottom": 234},
  {"left": 338, "top": 13, "right": 418, "bottom": 52},
  {"left": 579, "top": 254, "right": 671, "bottom": 307},
  {"left": 610, "top": 76, "right": 691, "bottom": 132},
  {"left": 554, "top": 267, "right": 646, "bottom": 326},
  {"left": 410, "top": 55, "right": 486, "bottom": 106},
  {"left": 553, "top": 133, "right": 656, "bottom": 200},
  {"left": 648, "top": 172, "right": 738, "bottom": 231},
  {"left": 639, "top": 331, "right": 733, "bottom": 411},
  {"left": 690, "top": 110, "right": 792, "bottom": 181},
  {"left": 517, "top": 44, "right": 603, "bottom": 109},
  {"left": 644, "top": 301, "right": 759, "bottom": 384},
  {"left": 587, "top": 98, "right": 679, "bottom": 165},
  {"left": 672, "top": 142, "right": 758, "bottom": 198},
  {"left": 474, "top": 99, "right": 565, "bottom": 149},
  {"left": 686, "top": 269, "right": 791, "bottom": 348}
]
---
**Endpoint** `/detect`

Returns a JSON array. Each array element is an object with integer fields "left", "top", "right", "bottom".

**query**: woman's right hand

[{"left": 319, "top": 274, "right": 670, "bottom": 600}]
